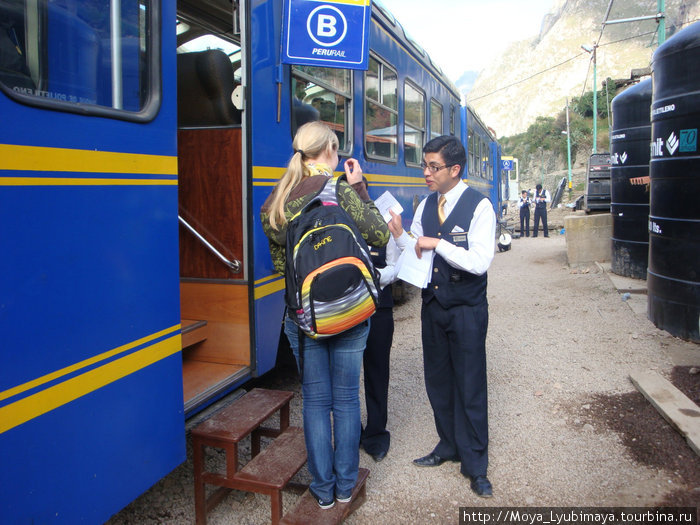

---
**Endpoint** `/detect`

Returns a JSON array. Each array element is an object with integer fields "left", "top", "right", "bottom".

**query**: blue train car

[
  {"left": 461, "top": 104, "right": 503, "bottom": 216},
  {"left": 1, "top": 0, "right": 501, "bottom": 522}
]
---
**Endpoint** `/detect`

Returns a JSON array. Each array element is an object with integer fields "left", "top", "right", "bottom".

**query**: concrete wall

[{"left": 564, "top": 212, "right": 612, "bottom": 265}]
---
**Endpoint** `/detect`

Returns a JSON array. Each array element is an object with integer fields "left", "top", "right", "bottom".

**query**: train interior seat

[{"left": 177, "top": 49, "right": 241, "bottom": 127}]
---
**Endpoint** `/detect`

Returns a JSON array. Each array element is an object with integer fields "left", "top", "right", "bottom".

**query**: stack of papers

[{"left": 396, "top": 246, "right": 434, "bottom": 288}]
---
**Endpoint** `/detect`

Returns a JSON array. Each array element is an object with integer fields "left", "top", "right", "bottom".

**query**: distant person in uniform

[
  {"left": 532, "top": 184, "right": 551, "bottom": 238},
  {"left": 518, "top": 190, "right": 531, "bottom": 237},
  {"left": 388, "top": 135, "right": 496, "bottom": 498}
]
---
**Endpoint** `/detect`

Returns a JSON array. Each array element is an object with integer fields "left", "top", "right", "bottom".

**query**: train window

[
  {"left": 467, "top": 128, "right": 475, "bottom": 176},
  {"left": 450, "top": 105, "right": 455, "bottom": 136},
  {"left": 365, "top": 55, "right": 397, "bottom": 161},
  {"left": 0, "top": 0, "right": 157, "bottom": 120},
  {"left": 430, "top": 99, "right": 443, "bottom": 139},
  {"left": 291, "top": 65, "right": 352, "bottom": 153},
  {"left": 404, "top": 80, "right": 424, "bottom": 166}
]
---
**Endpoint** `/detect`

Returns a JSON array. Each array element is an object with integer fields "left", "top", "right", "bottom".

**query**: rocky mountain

[{"left": 466, "top": 0, "right": 700, "bottom": 138}]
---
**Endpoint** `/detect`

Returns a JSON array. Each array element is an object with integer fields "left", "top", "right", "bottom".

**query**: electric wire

[{"left": 466, "top": 18, "right": 699, "bottom": 103}]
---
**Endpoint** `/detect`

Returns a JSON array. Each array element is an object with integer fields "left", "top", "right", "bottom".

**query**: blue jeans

[{"left": 284, "top": 317, "right": 368, "bottom": 500}]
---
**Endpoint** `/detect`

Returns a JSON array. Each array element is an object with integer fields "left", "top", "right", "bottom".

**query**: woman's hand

[{"left": 344, "top": 158, "right": 363, "bottom": 185}]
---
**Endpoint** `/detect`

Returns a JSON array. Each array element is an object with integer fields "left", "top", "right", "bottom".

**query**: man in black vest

[
  {"left": 533, "top": 184, "right": 550, "bottom": 237},
  {"left": 519, "top": 190, "right": 531, "bottom": 237},
  {"left": 388, "top": 135, "right": 496, "bottom": 497}
]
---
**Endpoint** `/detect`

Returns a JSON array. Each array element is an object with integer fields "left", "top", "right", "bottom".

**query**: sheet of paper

[
  {"left": 374, "top": 190, "right": 404, "bottom": 223},
  {"left": 396, "top": 245, "right": 434, "bottom": 288}
]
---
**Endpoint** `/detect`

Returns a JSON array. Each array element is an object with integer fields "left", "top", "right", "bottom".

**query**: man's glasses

[{"left": 421, "top": 162, "right": 454, "bottom": 173}]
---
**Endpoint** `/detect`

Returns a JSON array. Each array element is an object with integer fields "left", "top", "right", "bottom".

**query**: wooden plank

[
  {"left": 181, "top": 319, "right": 208, "bottom": 349},
  {"left": 280, "top": 468, "right": 369, "bottom": 525},
  {"left": 629, "top": 370, "right": 700, "bottom": 456},
  {"left": 192, "top": 388, "right": 294, "bottom": 442},
  {"left": 180, "top": 282, "right": 250, "bottom": 365},
  {"left": 178, "top": 127, "right": 244, "bottom": 279},
  {"left": 236, "top": 427, "right": 307, "bottom": 489},
  {"left": 182, "top": 360, "right": 247, "bottom": 405}
]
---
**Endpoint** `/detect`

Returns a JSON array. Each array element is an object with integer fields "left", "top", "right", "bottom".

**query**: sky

[{"left": 375, "top": 0, "right": 557, "bottom": 82}]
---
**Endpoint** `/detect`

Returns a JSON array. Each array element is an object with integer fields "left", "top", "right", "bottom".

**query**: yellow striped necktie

[{"left": 438, "top": 194, "right": 447, "bottom": 225}]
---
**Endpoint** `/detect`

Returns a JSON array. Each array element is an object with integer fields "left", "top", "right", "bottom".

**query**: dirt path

[{"left": 109, "top": 234, "right": 700, "bottom": 525}]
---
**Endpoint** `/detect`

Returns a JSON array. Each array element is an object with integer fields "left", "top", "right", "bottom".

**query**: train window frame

[
  {"left": 403, "top": 79, "right": 424, "bottom": 168},
  {"left": 0, "top": 0, "right": 161, "bottom": 123},
  {"left": 450, "top": 104, "right": 455, "bottom": 136},
  {"left": 467, "top": 127, "right": 476, "bottom": 176},
  {"left": 364, "top": 53, "right": 398, "bottom": 163},
  {"left": 290, "top": 65, "right": 353, "bottom": 156},
  {"left": 430, "top": 98, "right": 443, "bottom": 140}
]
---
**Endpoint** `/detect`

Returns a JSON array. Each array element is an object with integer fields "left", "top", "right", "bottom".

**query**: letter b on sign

[
  {"left": 317, "top": 15, "right": 337, "bottom": 37},
  {"left": 308, "top": 5, "right": 347, "bottom": 47}
]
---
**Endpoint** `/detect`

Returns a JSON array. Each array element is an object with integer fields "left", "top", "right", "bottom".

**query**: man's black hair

[
  {"left": 536, "top": 184, "right": 542, "bottom": 190},
  {"left": 424, "top": 135, "right": 466, "bottom": 177}
]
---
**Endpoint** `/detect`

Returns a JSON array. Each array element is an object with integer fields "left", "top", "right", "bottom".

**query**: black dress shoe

[
  {"left": 469, "top": 475, "right": 493, "bottom": 498},
  {"left": 371, "top": 450, "right": 387, "bottom": 462},
  {"left": 412, "top": 452, "right": 457, "bottom": 467}
]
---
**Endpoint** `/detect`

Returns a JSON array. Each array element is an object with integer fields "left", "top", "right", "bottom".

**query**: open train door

[{"left": 176, "top": 0, "right": 254, "bottom": 417}]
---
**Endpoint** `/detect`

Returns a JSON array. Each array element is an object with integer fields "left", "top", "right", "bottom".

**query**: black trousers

[
  {"left": 520, "top": 209, "right": 530, "bottom": 237},
  {"left": 421, "top": 298, "right": 489, "bottom": 478},
  {"left": 533, "top": 207, "right": 548, "bottom": 237},
  {"left": 361, "top": 307, "right": 393, "bottom": 455}
]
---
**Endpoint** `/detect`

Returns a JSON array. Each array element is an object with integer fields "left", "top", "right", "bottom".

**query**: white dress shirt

[
  {"left": 395, "top": 181, "right": 496, "bottom": 276},
  {"left": 377, "top": 236, "right": 400, "bottom": 289}
]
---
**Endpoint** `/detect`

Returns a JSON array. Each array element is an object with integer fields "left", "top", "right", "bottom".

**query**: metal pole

[
  {"left": 592, "top": 45, "right": 597, "bottom": 154},
  {"left": 566, "top": 98, "right": 572, "bottom": 190},
  {"left": 658, "top": 0, "right": 666, "bottom": 44},
  {"left": 110, "top": 0, "right": 123, "bottom": 109},
  {"left": 540, "top": 148, "right": 544, "bottom": 185}
]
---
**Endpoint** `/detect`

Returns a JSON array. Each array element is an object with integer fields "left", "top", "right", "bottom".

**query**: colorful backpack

[{"left": 284, "top": 175, "right": 380, "bottom": 340}]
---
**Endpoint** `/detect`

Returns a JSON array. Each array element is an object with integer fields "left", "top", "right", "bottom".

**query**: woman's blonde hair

[{"left": 268, "top": 121, "right": 339, "bottom": 230}]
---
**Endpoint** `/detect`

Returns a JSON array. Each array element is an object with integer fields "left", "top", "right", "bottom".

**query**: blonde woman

[{"left": 261, "top": 121, "right": 388, "bottom": 508}]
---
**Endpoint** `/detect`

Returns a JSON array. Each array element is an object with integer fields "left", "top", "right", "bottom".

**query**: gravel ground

[{"left": 109, "top": 233, "right": 700, "bottom": 525}]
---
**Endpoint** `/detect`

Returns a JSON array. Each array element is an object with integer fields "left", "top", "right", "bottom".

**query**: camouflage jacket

[{"left": 261, "top": 170, "right": 389, "bottom": 274}]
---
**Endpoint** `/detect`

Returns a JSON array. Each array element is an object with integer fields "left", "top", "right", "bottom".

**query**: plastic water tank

[
  {"left": 648, "top": 21, "right": 700, "bottom": 342},
  {"left": 610, "top": 78, "right": 652, "bottom": 279}
]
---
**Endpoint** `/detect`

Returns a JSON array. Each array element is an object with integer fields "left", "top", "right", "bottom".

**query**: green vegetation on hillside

[{"left": 500, "top": 78, "right": 621, "bottom": 172}]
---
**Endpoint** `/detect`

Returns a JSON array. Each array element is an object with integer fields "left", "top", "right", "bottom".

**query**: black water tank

[
  {"left": 649, "top": 21, "right": 700, "bottom": 342},
  {"left": 610, "top": 78, "right": 652, "bottom": 279}
]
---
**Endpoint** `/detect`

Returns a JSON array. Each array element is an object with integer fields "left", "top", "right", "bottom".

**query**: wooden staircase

[{"left": 191, "top": 388, "right": 368, "bottom": 525}]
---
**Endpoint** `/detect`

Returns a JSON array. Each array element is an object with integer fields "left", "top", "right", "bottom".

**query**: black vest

[
  {"left": 535, "top": 190, "right": 547, "bottom": 210},
  {"left": 370, "top": 245, "right": 393, "bottom": 309},
  {"left": 421, "top": 187, "right": 488, "bottom": 308}
]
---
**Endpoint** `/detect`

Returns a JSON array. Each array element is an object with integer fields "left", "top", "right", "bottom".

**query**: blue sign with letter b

[{"left": 282, "top": 0, "right": 371, "bottom": 70}]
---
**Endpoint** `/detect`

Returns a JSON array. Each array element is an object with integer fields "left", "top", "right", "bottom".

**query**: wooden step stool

[
  {"left": 191, "top": 388, "right": 307, "bottom": 525},
  {"left": 280, "top": 467, "right": 369, "bottom": 525}
]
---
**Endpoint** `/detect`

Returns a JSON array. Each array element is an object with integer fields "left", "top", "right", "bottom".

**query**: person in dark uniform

[
  {"left": 388, "top": 135, "right": 496, "bottom": 498},
  {"left": 532, "top": 184, "right": 551, "bottom": 237},
  {"left": 360, "top": 237, "right": 399, "bottom": 463},
  {"left": 518, "top": 190, "right": 531, "bottom": 237}
]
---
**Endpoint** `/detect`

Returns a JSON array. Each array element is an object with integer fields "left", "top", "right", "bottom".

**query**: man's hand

[
  {"left": 388, "top": 209, "right": 404, "bottom": 238},
  {"left": 415, "top": 236, "right": 439, "bottom": 258},
  {"left": 344, "top": 158, "right": 363, "bottom": 185}
]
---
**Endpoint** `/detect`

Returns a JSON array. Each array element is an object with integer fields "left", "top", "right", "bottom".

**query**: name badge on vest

[{"left": 449, "top": 229, "right": 468, "bottom": 245}]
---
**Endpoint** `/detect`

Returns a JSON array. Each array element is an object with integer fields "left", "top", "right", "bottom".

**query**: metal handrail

[{"left": 178, "top": 215, "right": 241, "bottom": 273}]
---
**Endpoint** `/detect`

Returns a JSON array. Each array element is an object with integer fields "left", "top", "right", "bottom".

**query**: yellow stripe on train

[{"left": 0, "top": 144, "right": 177, "bottom": 175}]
